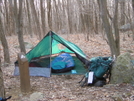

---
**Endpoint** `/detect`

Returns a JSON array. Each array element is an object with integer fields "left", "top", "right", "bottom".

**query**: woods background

[{"left": 0, "top": 0, "right": 134, "bottom": 63}]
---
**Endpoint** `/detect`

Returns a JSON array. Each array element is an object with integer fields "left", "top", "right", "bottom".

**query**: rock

[
  {"left": 24, "top": 42, "right": 34, "bottom": 49},
  {"left": 127, "top": 50, "right": 133, "bottom": 53},
  {"left": 112, "top": 93, "right": 123, "bottom": 101},
  {"left": 116, "top": 97, "right": 123, "bottom": 101},
  {"left": 30, "top": 92, "right": 44, "bottom": 101},
  {"left": 119, "top": 22, "right": 134, "bottom": 32},
  {"left": 110, "top": 52, "right": 134, "bottom": 84}
]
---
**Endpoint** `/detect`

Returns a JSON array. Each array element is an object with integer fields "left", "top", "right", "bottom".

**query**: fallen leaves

[{"left": 1, "top": 33, "right": 134, "bottom": 101}]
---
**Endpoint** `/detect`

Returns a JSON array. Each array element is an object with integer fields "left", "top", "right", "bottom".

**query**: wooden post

[{"left": 18, "top": 52, "right": 31, "bottom": 93}]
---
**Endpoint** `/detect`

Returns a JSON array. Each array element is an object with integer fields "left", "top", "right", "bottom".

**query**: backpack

[{"left": 79, "top": 56, "right": 115, "bottom": 87}]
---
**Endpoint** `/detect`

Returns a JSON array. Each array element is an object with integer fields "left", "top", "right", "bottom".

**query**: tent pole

[{"left": 50, "top": 31, "right": 52, "bottom": 77}]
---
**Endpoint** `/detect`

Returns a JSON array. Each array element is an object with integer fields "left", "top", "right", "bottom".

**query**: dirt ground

[{"left": 0, "top": 33, "right": 134, "bottom": 101}]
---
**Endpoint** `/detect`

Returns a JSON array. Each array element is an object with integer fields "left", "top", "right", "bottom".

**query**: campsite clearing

[{"left": 1, "top": 33, "right": 134, "bottom": 101}]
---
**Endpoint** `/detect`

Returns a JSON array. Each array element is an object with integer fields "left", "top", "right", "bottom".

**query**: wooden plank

[{"left": 18, "top": 52, "right": 31, "bottom": 92}]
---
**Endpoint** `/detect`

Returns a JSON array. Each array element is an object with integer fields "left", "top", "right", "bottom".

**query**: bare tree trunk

[
  {"left": 15, "top": 0, "right": 26, "bottom": 54},
  {"left": 67, "top": 0, "right": 73, "bottom": 33},
  {"left": 26, "top": 0, "right": 33, "bottom": 37},
  {"left": 131, "top": 0, "right": 134, "bottom": 40},
  {"left": 0, "top": 58, "right": 5, "bottom": 98},
  {"left": 53, "top": 0, "right": 61, "bottom": 32},
  {"left": 94, "top": 4, "right": 99, "bottom": 34},
  {"left": 47, "top": 0, "right": 52, "bottom": 30},
  {"left": 4, "top": 0, "right": 9, "bottom": 36},
  {"left": 98, "top": 0, "right": 120, "bottom": 57},
  {"left": 113, "top": 0, "right": 120, "bottom": 56},
  {"left": 9, "top": 0, "right": 15, "bottom": 36},
  {"left": 0, "top": 4, "right": 6, "bottom": 97},
  {"left": 40, "top": 0, "right": 47, "bottom": 36},
  {"left": 120, "top": 1, "right": 125, "bottom": 26},
  {"left": 0, "top": 8, "right": 10, "bottom": 64},
  {"left": 132, "top": 0, "right": 134, "bottom": 11},
  {"left": 30, "top": 0, "right": 42, "bottom": 39}
]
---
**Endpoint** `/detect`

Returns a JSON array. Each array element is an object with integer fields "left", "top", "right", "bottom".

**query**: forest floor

[{"left": 0, "top": 32, "right": 134, "bottom": 101}]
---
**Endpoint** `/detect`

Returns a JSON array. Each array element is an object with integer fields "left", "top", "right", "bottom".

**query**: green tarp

[{"left": 26, "top": 31, "right": 87, "bottom": 62}]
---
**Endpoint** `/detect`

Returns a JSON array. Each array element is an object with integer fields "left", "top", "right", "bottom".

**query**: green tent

[
  {"left": 14, "top": 31, "right": 88, "bottom": 77},
  {"left": 26, "top": 31, "right": 87, "bottom": 61}
]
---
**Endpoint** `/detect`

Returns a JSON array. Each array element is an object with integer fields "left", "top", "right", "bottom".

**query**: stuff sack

[
  {"left": 51, "top": 53, "right": 75, "bottom": 73},
  {"left": 79, "top": 56, "right": 114, "bottom": 87}
]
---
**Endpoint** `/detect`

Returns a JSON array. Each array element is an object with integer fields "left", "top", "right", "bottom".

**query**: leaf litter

[{"left": 0, "top": 33, "right": 134, "bottom": 101}]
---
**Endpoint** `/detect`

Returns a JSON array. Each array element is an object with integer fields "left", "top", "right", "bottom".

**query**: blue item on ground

[{"left": 51, "top": 53, "right": 75, "bottom": 73}]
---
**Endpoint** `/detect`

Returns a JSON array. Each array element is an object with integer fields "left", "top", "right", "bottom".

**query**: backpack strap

[
  {"left": 79, "top": 73, "right": 89, "bottom": 87},
  {"left": 104, "top": 56, "right": 116, "bottom": 83}
]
